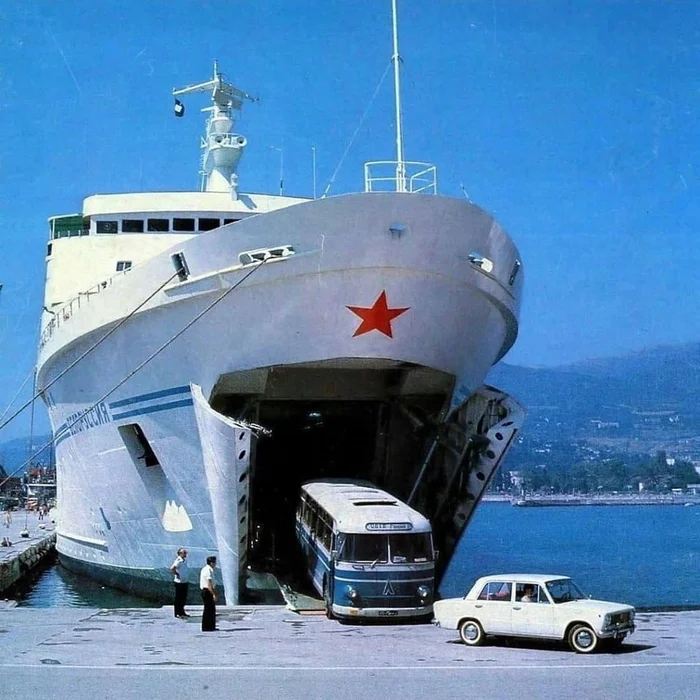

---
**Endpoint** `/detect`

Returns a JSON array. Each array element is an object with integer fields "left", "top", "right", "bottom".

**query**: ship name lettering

[{"left": 67, "top": 402, "right": 111, "bottom": 434}]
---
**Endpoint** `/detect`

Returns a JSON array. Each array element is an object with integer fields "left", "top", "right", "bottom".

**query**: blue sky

[{"left": 0, "top": 0, "right": 698, "bottom": 439}]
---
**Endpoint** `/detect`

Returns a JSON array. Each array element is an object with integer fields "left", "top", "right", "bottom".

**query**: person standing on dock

[
  {"left": 3, "top": 509, "right": 11, "bottom": 528},
  {"left": 170, "top": 548, "right": 190, "bottom": 619},
  {"left": 199, "top": 556, "right": 218, "bottom": 631}
]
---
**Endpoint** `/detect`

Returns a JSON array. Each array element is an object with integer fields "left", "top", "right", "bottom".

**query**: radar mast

[{"left": 173, "top": 61, "right": 256, "bottom": 198}]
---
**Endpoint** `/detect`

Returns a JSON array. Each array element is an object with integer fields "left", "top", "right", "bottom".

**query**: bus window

[
  {"left": 339, "top": 534, "right": 388, "bottom": 563},
  {"left": 388, "top": 533, "right": 433, "bottom": 563}
]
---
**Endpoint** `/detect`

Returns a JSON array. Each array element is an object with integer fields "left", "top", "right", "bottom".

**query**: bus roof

[{"left": 301, "top": 479, "right": 432, "bottom": 534}]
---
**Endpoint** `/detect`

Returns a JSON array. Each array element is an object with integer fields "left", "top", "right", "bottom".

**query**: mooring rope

[
  {"left": 0, "top": 259, "right": 267, "bottom": 489},
  {"left": 0, "top": 268, "right": 184, "bottom": 436}
]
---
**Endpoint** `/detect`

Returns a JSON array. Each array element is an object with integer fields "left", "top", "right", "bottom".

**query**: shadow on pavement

[{"left": 446, "top": 636, "right": 655, "bottom": 654}]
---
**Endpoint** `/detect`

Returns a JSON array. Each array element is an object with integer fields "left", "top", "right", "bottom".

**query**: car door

[
  {"left": 511, "top": 583, "right": 556, "bottom": 637},
  {"left": 474, "top": 580, "right": 513, "bottom": 634}
]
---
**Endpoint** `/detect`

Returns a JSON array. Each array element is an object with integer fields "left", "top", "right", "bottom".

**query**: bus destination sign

[{"left": 365, "top": 522, "right": 413, "bottom": 531}]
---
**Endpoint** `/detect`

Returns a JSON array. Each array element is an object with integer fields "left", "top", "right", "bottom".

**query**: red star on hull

[{"left": 347, "top": 290, "right": 410, "bottom": 338}]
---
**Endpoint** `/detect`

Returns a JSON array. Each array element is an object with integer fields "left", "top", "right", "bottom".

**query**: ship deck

[{"left": 0, "top": 604, "right": 698, "bottom": 699}]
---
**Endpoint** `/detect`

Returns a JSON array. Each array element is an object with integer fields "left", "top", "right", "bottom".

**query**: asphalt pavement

[{"left": 1, "top": 605, "right": 699, "bottom": 699}]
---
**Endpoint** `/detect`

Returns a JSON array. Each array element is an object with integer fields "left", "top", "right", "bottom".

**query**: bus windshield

[
  {"left": 339, "top": 534, "right": 388, "bottom": 563},
  {"left": 388, "top": 533, "right": 433, "bottom": 563},
  {"left": 338, "top": 533, "right": 433, "bottom": 564}
]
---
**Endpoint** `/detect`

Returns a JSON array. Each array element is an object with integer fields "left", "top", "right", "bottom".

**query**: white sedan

[{"left": 433, "top": 574, "right": 635, "bottom": 653}]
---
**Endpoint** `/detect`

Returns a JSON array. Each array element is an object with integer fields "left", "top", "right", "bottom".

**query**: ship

[{"left": 36, "top": 2, "right": 525, "bottom": 604}]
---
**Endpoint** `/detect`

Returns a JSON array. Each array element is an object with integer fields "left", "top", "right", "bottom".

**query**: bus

[{"left": 295, "top": 479, "right": 436, "bottom": 621}]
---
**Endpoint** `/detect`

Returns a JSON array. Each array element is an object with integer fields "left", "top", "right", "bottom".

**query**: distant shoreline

[{"left": 482, "top": 493, "right": 700, "bottom": 507}]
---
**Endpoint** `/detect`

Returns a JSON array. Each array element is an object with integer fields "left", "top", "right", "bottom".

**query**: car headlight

[
  {"left": 603, "top": 613, "right": 611, "bottom": 626},
  {"left": 346, "top": 585, "right": 358, "bottom": 600},
  {"left": 417, "top": 585, "right": 430, "bottom": 599}
]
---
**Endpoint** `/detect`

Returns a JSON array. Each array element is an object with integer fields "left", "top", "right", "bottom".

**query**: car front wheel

[
  {"left": 568, "top": 623, "right": 599, "bottom": 653},
  {"left": 459, "top": 619, "right": 485, "bottom": 646}
]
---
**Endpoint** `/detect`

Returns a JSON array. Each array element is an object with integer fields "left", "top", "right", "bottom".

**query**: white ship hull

[{"left": 38, "top": 192, "right": 523, "bottom": 602}]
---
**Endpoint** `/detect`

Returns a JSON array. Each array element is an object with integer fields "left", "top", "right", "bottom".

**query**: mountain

[
  {"left": 0, "top": 435, "right": 53, "bottom": 476},
  {"left": 488, "top": 342, "right": 700, "bottom": 411},
  {"left": 486, "top": 343, "right": 700, "bottom": 462}
]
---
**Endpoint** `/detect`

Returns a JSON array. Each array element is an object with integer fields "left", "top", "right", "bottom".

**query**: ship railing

[
  {"left": 39, "top": 269, "right": 131, "bottom": 349},
  {"left": 364, "top": 160, "right": 437, "bottom": 194}
]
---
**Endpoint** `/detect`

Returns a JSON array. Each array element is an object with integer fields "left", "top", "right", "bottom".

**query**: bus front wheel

[{"left": 323, "top": 581, "right": 334, "bottom": 620}]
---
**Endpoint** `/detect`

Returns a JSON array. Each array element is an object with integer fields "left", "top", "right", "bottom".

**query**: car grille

[{"left": 610, "top": 611, "right": 632, "bottom": 625}]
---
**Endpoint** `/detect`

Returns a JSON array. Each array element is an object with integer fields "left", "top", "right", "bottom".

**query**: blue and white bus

[{"left": 295, "top": 480, "right": 435, "bottom": 621}]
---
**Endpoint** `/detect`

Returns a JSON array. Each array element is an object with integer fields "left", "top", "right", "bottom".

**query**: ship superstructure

[{"left": 37, "top": 4, "right": 525, "bottom": 604}]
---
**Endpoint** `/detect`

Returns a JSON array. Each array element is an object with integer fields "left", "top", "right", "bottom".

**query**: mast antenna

[{"left": 392, "top": 0, "right": 406, "bottom": 193}]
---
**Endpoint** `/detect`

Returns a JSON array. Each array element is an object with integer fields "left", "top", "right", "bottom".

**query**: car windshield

[{"left": 546, "top": 578, "right": 587, "bottom": 603}]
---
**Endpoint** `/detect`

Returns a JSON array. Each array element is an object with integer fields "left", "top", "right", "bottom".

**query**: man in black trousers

[
  {"left": 199, "top": 555, "right": 218, "bottom": 631},
  {"left": 170, "top": 548, "right": 190, "bottom": 618}
]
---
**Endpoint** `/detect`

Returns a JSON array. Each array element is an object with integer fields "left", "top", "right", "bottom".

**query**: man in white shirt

[
  {"left": 199, "top": 555, "right": 218, "bottom": 631},
  {"left": 170, "top": 548, "right": 190, "bottom": 618}
]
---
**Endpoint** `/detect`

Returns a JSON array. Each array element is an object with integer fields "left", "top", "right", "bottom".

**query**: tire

[
  {"left": 458, "top": 619, "right": 485, "bottom": 646},
  {"left": 323, "top": 580, "right": 334, "bottom": 620},
  {"left": 568, "top": 623, "right": 599, "bottom": 653}
]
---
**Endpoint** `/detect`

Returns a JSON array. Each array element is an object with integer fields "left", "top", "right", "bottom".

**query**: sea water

[
  {"left": 13, "top": 503, "right": 700, "bottom": 608},
  {"left": 441, "top": 502, "right": 700, "bottom": 609}
]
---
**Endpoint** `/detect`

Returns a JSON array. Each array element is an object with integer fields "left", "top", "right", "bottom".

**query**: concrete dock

[
  {"left": 0, "top": 605, "right": 698, "bottom": 699},
  {"left": 0, "top": 511, "right": 55, "bottom": 594}
]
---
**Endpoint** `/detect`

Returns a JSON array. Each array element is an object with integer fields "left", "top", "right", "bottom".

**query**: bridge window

[
  {"left": 96, "top": 220, "right": 118, "bottom": 234},
  {"left": 122, "top": 219, "right": 144, "bottom": 233},
  {"left": 198, "top": 218, "right": 220, "bottom": 231},
  {"left": 47, "top": 243, "right": 53, "bottom": 257},
  {"left": 148, "top": 218, "right": 169, "bottom": 232},
  {"left": 51, "top": 214, "right": 90, "bottom": 239},
  {"left": 173, "top": 218, "right": 195, "bottom": 232},
  {"left": 223, "top": 218, "right": 239, "bottom": 225},
  {"left": 116, "top": 261, "right": 132, "bottom": 272}
]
